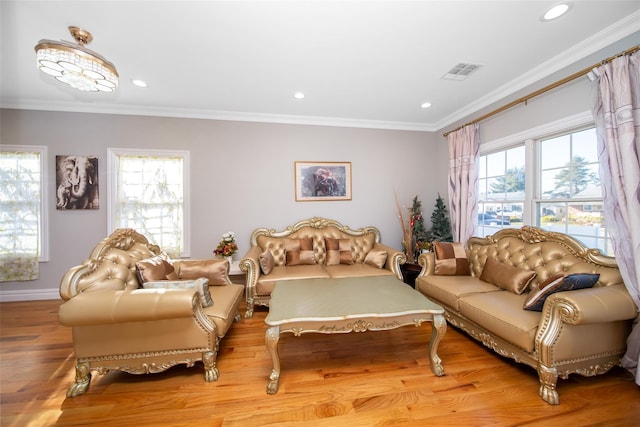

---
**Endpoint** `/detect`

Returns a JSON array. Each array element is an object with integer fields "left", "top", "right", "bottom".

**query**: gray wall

[{"left": 0, "top": 109, "right": 441, "bottom": 299}]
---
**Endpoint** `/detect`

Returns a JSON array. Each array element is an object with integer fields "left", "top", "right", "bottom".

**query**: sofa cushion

[
  {"left": 203, "top": 284, "right": 244, "bottom": 338},
  {"left": 416, "top": 275, "right": 501, "bottom": 310},
  {"left": 142, "top": 278, "right": 214, "bottom": 307},
  {"left": 255, "top": 265, "right": 330, "bottom": 296},
  {"left": 284, "top": 238, "right": 315, "bottom": 266},
  {"left": 259, "top": 248, "right": 275, "bottom": 275},
  {"left": 364, "top": 249, "right": 387, "bottom": 269},
  {"left": 434, "top": 242, "right": 471, "bottom": 275},
  {"left": 325, "top": 238, "right": 354, "bottom": 265},
  {"left": 523, "top": 273, "right": 600, "bottom": 312},
  {"left": 326, "top": 263, "right": 395, "bottom": 279},
  {"left": 459, "top": 291, "right": 540, "bottom": 353},
  {"left": 177, "top": 259, "right": 229, "bottom": 285},
  {"left": 136, "top": 252, "right": 178, "bottom": 283},
  {"left": 479, "top": 257, "right": 537, "bottom": 295}
]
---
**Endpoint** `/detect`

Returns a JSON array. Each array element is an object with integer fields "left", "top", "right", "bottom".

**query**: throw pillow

[
  {"left": 135, "top": 252, "right": 178, "bottom": 283},
  {"left": 434, "top": 242, "right": 471, "bottom": 275},
  {"left": 283, "top": 238, "right": 315, "bottom": 266},
  {"left": 364, "top": 249, "right": 388, "bottom": 269},
  {"left": 142, "top": 277, "right": 214, "bottom": 308},
  {"left": 524, "top": 273, "right": 600, "bottom": 312},
  {"left": 285, "top": 250, "right": 316, "bottom": 266},
  {"left": 178, "top": 259, "right": 229, "bottom": 285},
  {"left": 479, "top": 257, "right": 537, "bottom": 295},
  {"left": 259, "top": 248, "right": 275, "bottom": 275},
  {"left": 325, "top": 238, "right": 354, "bottom": 266}
]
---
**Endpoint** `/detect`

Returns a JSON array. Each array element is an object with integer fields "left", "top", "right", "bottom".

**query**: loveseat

[
  {"left": 416, "top": 226, "right": 638, "bottom": 405},
  {"left": 58, "top": 228, "right": 244, "bottom": 397},
  {"left": 239, "top": 217, "right": 406, "bottom": 318}
]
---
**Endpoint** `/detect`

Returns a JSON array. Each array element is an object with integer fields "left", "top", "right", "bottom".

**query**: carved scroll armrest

[
  {"left": 417, "top": 252, "right": 435, "bottom": 277},
  {"left": 543, "top": 284, "right": 638, "bottom": 326},
  {"left": 58, "top": 289, "right": 200, "bottom": 327},
  {"left": 240, "top": 246, "right": 262, "bottom": 290}
]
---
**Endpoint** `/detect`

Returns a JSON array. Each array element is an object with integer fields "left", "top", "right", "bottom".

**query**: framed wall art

[
  {"left": 55, "top": 155, "right": 99, "bottom": 210},
  {"left": 294, "top": 161, "right": 352, "bottom": 202}
]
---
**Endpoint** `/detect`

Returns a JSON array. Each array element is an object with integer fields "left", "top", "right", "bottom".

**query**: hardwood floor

[{"left": 1, "top": 299, "right": 639, "bottom": 427}]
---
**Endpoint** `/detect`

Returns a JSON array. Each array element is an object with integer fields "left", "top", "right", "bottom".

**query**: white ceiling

[{"left": 2, "top": 1, "right": 640, "bottom": 132}]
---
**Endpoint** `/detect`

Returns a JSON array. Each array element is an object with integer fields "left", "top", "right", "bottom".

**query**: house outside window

[
  {"left": 108, "top": 148, "right": 190, "bottom": 258},
  {"left": 0, "top": 146, "right": 48, "bottom": 281},
  {"left": 478, "top": 120, "right": 611, "bottom": 255}
]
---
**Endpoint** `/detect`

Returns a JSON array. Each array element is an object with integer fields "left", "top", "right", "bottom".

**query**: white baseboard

[{"left": 0, "top": 288, "right": 60, "bottom": 302}]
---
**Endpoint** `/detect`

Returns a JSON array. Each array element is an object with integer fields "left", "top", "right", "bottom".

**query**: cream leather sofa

[
  {"left": 416, "top": 226, "right": 638, "bottom": 405},
  {"left": 240, "top": 217, "right": 406, "bottom": 318},
  {"left": 58, "top": 228, "right": 244, "bottom": 397}
]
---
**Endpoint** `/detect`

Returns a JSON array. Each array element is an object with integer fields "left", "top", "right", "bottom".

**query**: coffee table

[{"left": 264, "top": 276, "right": 447, "bottom": 394}]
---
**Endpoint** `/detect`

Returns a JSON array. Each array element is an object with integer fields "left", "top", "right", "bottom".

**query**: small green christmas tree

[
  {"left": 428, "top": 193, "right": 453, "bottom": 243},
  {"left": 410, "top": 196, "right": 428, "bottom": 258}
]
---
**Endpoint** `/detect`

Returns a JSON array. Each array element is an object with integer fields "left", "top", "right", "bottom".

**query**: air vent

[{"left": 442, "top": 62, "right": 483, "bottom": 81}]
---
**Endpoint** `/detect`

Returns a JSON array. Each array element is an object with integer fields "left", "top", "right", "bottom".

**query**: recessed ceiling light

[
  {"left": 293, "top": 92, "right": 305, "bottom": 99},
  {"left": 131, "top": 79, "right": 148, "bottom": 88},
  {"left": 421, "top": 102, "right": 432, "bottom": 109},
  {"left": 542, "top": 3, "right": 570, "bottom": 21}
]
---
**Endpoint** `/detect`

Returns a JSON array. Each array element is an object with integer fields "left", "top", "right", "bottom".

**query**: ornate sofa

[
  {"left": 58, "top": 229, "right": 244, "bottom": 397},
  {"left": 239, "top": 217, "right": 406, "bottom": 318},
  {"left": 416, "top": 226, "right": 638, "bottom": 405}
]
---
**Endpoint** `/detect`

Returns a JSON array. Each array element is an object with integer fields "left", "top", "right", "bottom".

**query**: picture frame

[
  {"left": 55, "top": 155, "right": 99, "bottom": 210},
  {"left": 294, "top": 161, "right": 352, "bottom": 201}
]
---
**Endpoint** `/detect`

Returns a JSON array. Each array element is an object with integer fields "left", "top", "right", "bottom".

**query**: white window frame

[
  {"left": 107, "top": 148, "right": 190, "bottom": 257},
  {"left": 0, "top": 145, "right": 49, "bottom": 262}
]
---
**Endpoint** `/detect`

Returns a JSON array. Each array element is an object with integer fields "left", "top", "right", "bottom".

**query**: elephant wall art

[{"left": 56, "top": 155, "right": 99, "bottom": 210}]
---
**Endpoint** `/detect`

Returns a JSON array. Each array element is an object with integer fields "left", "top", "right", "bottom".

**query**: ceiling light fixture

[
  {"left": 421, "top": 102, "right": 432, "bottom": 109},
  {"left": 34, "top": 26, "right": 119, "bottom": 92},
  {"left": 131, "top": 79, "right": 148, "bottom": 88},
  {"left": 293, "top": 92, "right": 305, "bottom": 99},
  {"left": 542, "top": 3, "right": 570, "bottom": 21}
]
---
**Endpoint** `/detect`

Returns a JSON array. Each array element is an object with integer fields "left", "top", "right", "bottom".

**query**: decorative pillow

[
  {"left": 135, "top": 252, "right": 178, "bottom": 283},
  {"left": 142, "top": 277, "right": 213, "bottom": 307},
  {"left": 364, "top": 250, "right": 387, "bottom": 269},
  {"left": 285, "top": 250, "right": 316, "bottom": 266},
  {"left": 479, "top": 257, "right": 537, "bottom": 294},
  {"left": 178, "top": 259, "right": 229, "bottom": 285},
  {"left": 283, "top": 238, "right": 315, "bottom": 266},
  {"left": 259, "top": 248, "right": 274, "bottom": 275},
  {"left": 434, "top": 242, "right": 470, "bottom": 275},
  {"left": 325, "top": 238, "right": 353, "bottom": 266},
  {"left": 524, "top": 273, "right": 600, "bottom": 312}
]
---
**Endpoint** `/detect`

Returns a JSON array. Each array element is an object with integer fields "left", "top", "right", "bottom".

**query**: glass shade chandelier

[{"left": 35, "top": 26, "right": 119, "bottom": 92}]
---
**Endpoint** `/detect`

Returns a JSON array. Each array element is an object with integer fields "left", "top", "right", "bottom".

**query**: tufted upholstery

[
  {"left": 58, "top": 228, "right": 244, "bottom": 397},
  {"left": 416, "top": 226, "right": 637, "bottom": 405},
  {"left": 240, "top": 217, "right": 406, "bottom": 318}
]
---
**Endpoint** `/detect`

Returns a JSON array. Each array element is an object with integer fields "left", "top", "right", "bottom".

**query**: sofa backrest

[
  {"left": 467, "top": 226, "right": 623, "bottom": 288},
  {"left": 251, "top": 217, "right": 380, "bottom": 266},
  {"left": 60, "top": 229, "right": 161, "bottom": 300}
]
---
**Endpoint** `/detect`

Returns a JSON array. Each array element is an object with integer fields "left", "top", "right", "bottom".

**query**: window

[
  {"left": 108, "top": 148, "right": 190, "bottom": 258},
  {"left": 0, "top": 146, "right": 48, "bottom": 281},
  {"left": 478, "top": 118, "right": 612, "bottom": 255}
]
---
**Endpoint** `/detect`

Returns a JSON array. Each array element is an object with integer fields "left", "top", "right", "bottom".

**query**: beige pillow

[
  {"left": 178, "top": 259, "right": 229, "bottom": 285},
  {"left": 285, "top": 250, "right": 316, "bottom": 266},
  {"left": 325, "top": 238, "right": 353, "bottom": 266},
  {"left": 259, "top": 248, "right": 274, "bottom": 275},
  {"left": 480, "top": 257, "right": 537, "bottom": 295},
  {"left": 135, "top": 252, "right": 178, "bottom": 283},
  {"left": 142, "top": 278, "right": 213, "bottom": 307},
  {"left": 364, "top": 250, "right": 387, "bottom": 269},
  {"left": 434, "top": 242, "right": 470, "bottom": 275}
]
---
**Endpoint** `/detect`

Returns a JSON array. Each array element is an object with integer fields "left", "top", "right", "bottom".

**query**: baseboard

[{"left": 0, "top": 288, "right": 60, "bottom": 302}]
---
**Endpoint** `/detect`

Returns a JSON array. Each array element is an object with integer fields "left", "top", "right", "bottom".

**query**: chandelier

[{"left": 35, "top": 26, "right": 119, "bottom": 92}]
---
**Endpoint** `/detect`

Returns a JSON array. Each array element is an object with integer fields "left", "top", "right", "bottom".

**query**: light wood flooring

[{"left": 1, "top": 299, "right": 639, "bottom": 426}]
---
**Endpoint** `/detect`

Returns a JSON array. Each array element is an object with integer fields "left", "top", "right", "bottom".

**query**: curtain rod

[{"left": 443, "top": 45, "right": 640, "bottom": 137}]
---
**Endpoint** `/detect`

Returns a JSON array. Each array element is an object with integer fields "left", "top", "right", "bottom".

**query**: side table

[
  {"left": 228, "top": 260, "right": 245, "bottom": 285},
  {"left": 400, "top": 262, "right": 422, "bottom": 288}
]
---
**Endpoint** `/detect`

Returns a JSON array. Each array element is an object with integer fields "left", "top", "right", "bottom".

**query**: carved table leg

[
  {"left": 265, "top": 325, "right": 281, "bottom": 394},
  {"left": 428, "top": 314, "right": 447, "bottom": 376},
  {"left": 67, "top": 361, "right": 92, "bottom": 398}
]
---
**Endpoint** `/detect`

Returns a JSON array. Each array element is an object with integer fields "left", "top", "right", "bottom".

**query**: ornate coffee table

[{"left": 264, "top": 276, "right": 447, "bottom": 394}]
